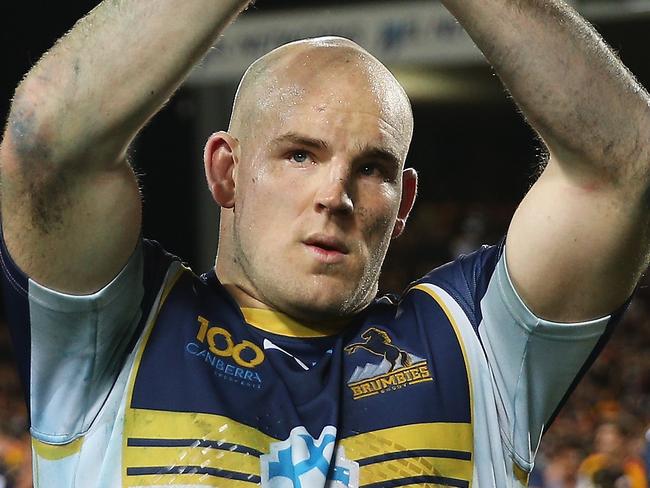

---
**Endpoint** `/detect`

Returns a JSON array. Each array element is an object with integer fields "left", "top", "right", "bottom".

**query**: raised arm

[
  {"left": 440, "top": 0, "right": 650, "bottom": 321},
  {"left": 0, "top": 0, "right": 251, "bottom": 294}
]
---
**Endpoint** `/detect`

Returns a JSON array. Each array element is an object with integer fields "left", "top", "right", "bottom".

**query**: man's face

[
  {"left": 227, "top": 71, "right": 413, "bottom": 321},
  {"left": 595, "top": 423, "right": 625, "bottom": 455}
]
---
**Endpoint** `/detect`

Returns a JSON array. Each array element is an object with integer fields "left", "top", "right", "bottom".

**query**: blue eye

[{"left": 290, "top": 151, "right": 310, "bottom": 164}]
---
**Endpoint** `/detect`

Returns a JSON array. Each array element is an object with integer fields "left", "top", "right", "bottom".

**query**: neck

[
  {"left": 219, "top": 277, "right": 353, "bottom": 334},
  {"left": 221, "top": 281, "right": 272, "bottom": 310}
]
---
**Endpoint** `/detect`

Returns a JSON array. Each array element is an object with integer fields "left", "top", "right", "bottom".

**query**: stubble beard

[{"left": 230, "top": 213, "right": 385, "bottom": 322}]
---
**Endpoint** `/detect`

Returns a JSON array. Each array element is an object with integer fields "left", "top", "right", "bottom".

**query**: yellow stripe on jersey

[
  {"left": 123, "top": 409, "right": 273, "bottom": 486},
  {"left": 397, "top": 484, "right": 463, "bottom": 488},
  {"left": 32, "top": 436, "right": 84, "bottom": 461},
  {"left": 513, "top": 461, "right": 530, "bottom": 486},
  {"left": 124, "top": 445, "right": 260, "bottom": 475},
  {"left": 341, "top": 423, "right": 473, "bottom": 486},
  {"left": 360, "top": 456, "right": 472, "bottom": 484},
  {"left": 340, "top": 422, "right": 473, "bottom": 460},
  {"left": 125, "top": 473, "right": 258, "bottom": 487},
  {"left": 124, "top": 408, "right": 277, "bottom": 454}
]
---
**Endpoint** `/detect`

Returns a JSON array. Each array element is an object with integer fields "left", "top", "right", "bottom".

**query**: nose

[{"left": 314, "top": 170, "right": 354, "bottom": 216}]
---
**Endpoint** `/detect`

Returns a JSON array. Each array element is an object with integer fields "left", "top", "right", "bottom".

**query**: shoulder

[{"left": 406, "top": 240, "right": 504, "bottom": 330}]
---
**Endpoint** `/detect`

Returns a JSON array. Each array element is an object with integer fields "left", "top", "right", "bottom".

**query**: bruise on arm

[
  {"left": 5, "top": 85, "right": 80, "bottom": 236},
  {"left": 0, "top": 106, "right": 142, "bottom": 294}
]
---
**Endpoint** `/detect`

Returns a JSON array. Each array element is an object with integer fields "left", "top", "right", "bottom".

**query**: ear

[
  {"left": 204, "top": 131, "right": 239, "bottom": 208},
  {"left": 392, "top": 167, "right": 418, "bottom": 239}
]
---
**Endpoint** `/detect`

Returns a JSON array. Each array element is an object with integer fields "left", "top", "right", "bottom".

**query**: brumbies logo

[{"left": 345, "top": 327, "right": 432, "bottom": 400}]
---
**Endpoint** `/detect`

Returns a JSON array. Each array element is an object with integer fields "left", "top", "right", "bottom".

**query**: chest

[{"left": 122, "top": 283, "right": 474, "bottom": 487}]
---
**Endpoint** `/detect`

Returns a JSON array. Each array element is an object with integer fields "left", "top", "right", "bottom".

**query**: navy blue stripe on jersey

[
  {"left": 362, "top": 474, "right": 469, "bottom": 488},
  {"left": 126, "top": 466, "right": 260, "bottom": 483},
  {"left": 126, "top": 239, "right": 181, "bottom": 355},
  {"left": 416, "top": 240, "right": 503, "bottom": 332},
  {"left": 0, "top": 229, "right": 32, "bottom": 408},
  {"left": 127, "top": 437, "right": 263, "bottom": 456},
  {"left": 543, "top": 297, "right": 631, "bottom": 432},
  {"left": 357, "top": 448, "right": 471, "bottom": 466}
]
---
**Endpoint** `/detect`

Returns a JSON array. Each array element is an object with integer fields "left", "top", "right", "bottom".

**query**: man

[
  {"left": 578, "top": 421, "right": 648, "bottom": 487},
  {"left": 0, "top": 1, "right": 648, "bottom": 487}
]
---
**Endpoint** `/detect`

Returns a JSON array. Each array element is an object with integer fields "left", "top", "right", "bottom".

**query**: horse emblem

[{"left": 344, "top": 327, "right": 412, "bottom": 370}]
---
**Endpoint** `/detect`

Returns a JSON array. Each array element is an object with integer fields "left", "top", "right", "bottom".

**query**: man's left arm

[{"left": 440, "top": 0, "right": 650, "bottom": 322}]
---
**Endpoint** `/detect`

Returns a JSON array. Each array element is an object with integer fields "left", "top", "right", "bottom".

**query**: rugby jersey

[{"left": 0, "top": 237, "right": 622, "bottom": 487}]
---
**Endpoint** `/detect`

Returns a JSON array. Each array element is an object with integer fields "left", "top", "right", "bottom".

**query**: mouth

[{"left": 303, "top": 234, "right": 350, "bottom": 264}]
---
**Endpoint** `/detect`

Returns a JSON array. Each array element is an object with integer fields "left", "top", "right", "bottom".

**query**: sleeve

[
  {"left": 0, "top": 235, "right": 176, "bottom": 444},
  {"left": 419, "top": 241, "right": 627, "bottom": 470}
]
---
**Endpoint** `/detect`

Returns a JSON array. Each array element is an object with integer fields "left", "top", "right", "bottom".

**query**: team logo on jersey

[
  {"left": 260, "top": 426, "right": 359, "bottom": 488},
  {"left": 185, "top": 315, "right": 265, "bottom": 389},
  {"left": 345, "top": 327, "right": 433, "bottom": 400}
]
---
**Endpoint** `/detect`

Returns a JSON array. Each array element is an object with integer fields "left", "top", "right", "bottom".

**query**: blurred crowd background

[
  {"left": 1, "top": 1, "right": 650, "bottom": 487},
  {"left": 0, "top": 330, "right": 31, "bottom": 488}
]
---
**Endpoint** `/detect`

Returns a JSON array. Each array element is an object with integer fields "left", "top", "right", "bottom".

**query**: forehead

[{"left": 250, "top": 49, "right": 412, "bottom": 158}]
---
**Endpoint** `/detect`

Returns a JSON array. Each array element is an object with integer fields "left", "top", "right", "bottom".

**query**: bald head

[{"left": 229, "top": 37, "right": 414, "bottom": 155}]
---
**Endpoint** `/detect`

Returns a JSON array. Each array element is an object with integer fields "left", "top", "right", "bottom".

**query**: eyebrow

[
  {"left": 271, "top": 132, "right": 401, "bottom": 167},
  {"left": 271, "top": 133, "right": 329, "bottom": 151},
  {"left": 355, "top": 145, "right": 402, "bottom": 168}
]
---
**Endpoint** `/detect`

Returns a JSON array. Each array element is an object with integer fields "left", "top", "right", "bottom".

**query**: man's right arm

[{"left": 1, "top": 0, "right": 252, "bottom": 294}]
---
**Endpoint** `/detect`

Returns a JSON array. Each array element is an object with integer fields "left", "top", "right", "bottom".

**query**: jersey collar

[{"left": 240, "top": 307, "right": 348, "bottom": 338}]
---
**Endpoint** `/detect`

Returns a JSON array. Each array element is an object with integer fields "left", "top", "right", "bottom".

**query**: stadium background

[{"left": 0, "top": 1, "right": 649, "bottom": 486}]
